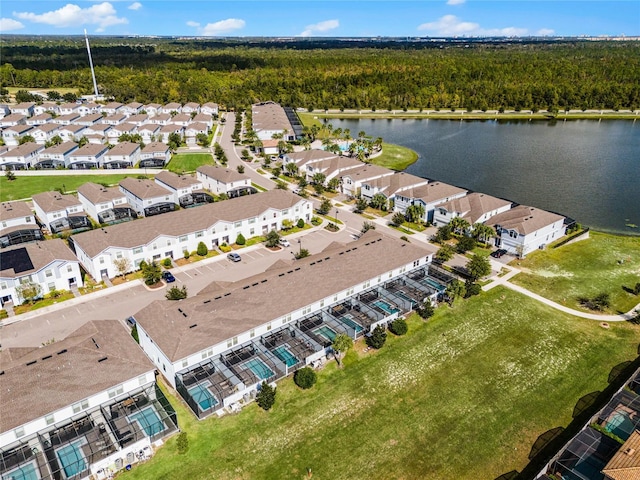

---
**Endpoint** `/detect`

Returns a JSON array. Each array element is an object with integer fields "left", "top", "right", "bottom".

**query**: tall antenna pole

[{"left": 84, "top": 29, "right": 99, "bottom": 97}]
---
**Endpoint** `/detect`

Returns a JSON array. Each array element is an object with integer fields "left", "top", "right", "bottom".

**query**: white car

[{"left": 279, "top": 238, "right": 291, "bottom": 247}]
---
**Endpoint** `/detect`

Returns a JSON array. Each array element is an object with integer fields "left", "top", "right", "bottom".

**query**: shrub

[
  {"left": 235, "top": 233, "right": 246, "bottom": 246},
  {"left": 464, "top": 281, "right": 482, "bottom": 298},
  {"left": 388, "top": 318, "right": 408, "bottom": 336},
  {"left": 256, "top": 382, "right": 276, "bottom": 411},
  {"left": 417, "top": 301, "right": 435, "bottom": 319},
  {"left": 293, "top": 367, "right": 317, "bottom": 389},
  {"left": 294, "top": 248, "right": 310, "bottom": 259},
  {"left": 166, "top": 285, "right": 188, "bottom": 300},
  {"left": 391, "top": 212, "right": 406, "bottom": 227},
  {"left": 196, "top": 241, "right": 208, "bottom": 256},
  {"left": 400, "top": 235, "right": 410, "bottom": 242},
  {"left": 366, "top": 325, "right": 387, "bottom": 349},
  {"left": 311, "top": 216, "right": 322, "bottom": 226},
  {"left": 141, "top": 261, "right": 161, "bottom": 286},
  {"left": 219, "top": 244, "right": 232, "bottom": 253},
  {"left": 183, "top": 250, "right": 190, "bottom": 259},
  {"left": 131, "top": 325, "right": 139, "bottom": 343},
  {"left": 297, "top": 218, "right": 305, "bottom": 228},
  {"left": 176, "top": 432, "right": 189, "bottom": 454},
  {"left": 456, "top": 235, "right": 477, "bottom": 253},
  {"left": 162, "top": 258, "right": 172, "bottom": 268}
]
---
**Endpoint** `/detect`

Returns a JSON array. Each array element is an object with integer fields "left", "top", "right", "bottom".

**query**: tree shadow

[
  {"left": 572, "top": 391, "right": 600, "bottom": 418},
  {"left": 528, "top": 427, "right": 564, "bottom": 460},
  {"left": 494, "top": 470, "right": 519, "bottom": 480},
  {"left": 608, "top": 361, "right": 632, "bottom": 384},
  {"left": 621, "top": 285, "right": 635, "bottom": 295}
]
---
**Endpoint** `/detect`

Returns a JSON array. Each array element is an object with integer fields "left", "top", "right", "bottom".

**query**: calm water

[{"left": 329, "top": 118, "right": 640, "bottom": 235}]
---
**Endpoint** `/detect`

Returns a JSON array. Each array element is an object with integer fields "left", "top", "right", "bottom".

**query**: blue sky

[{"left": 1, "top": 1, "right": 638, "bottom": 37}]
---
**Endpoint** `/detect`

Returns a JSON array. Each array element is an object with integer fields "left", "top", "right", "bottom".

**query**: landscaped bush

[
  {"left": 464, "top": 281, "right": 482, "bottom": 298},
  {"left": 416, "top": 301, "right": 435, "bottom": 319},
  {"left": 162, "top": 257, "right": 172, "bottom": 268},
  {"left": 256, "top": 382, "right": 276, "bottom": 411},
  {"left": 183, "top": 250, "right": 190, "bottom": 259},
  {"left": 388, "top": 318, "right": 408, "bottom": 336},
  {"left": 366, "top": 325, "right": 387, "bottom": 349},
  {"left": 196, "top": 241, "right": 208, "bottom": 256},
  {"left": 293, "top": 367, "right": 317, "bottom": 389},
  {"left": 235, "top": 233, "right": 246, "bottom": 246},
  {"left": 219, "top": 243, "right": 232, "bottom": 253},
  {"left": 166, "top": 285, "right": 188, "bottom": 300},
  {"left": 456, "top": 235, "right": 476, "bottom": 253},
  {"left": 176, "top": 432, "right": 189, "bottom": 454},
  {"left": 311, "top": 216, "right": 322, "bottom": 226},
  {"left": 578, "top": 292, "right": 611, "bottom": 311},
  {"left": 297, "top": 218, "right": 305, "bottom": 228}
]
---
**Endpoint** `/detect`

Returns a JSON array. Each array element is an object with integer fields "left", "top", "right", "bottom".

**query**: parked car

[
  {"left": 227, "top": 252, "right": 242, "bottom": 262},
  {"left": 279, "top": 238, "right": 291, "bottom": 247},
  {"left": 490, "top": 249, "right": 507, "bottom": 258},
  {"left": 125, "top": 316, "right": 136, "bottom": 328},
  {"left": 162, "top": 271, "right": 176, "bottom": 282}
]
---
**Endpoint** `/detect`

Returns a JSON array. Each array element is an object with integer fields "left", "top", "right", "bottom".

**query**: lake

[{"left": 328, "top": 118, "right": 640, "bottom": 235}]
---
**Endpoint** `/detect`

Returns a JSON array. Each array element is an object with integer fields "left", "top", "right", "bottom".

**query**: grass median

[{"left": 121, "top": 286, "right": 639, "bottom": 480}]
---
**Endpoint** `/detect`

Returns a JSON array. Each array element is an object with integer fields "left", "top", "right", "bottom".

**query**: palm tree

[
  {"left": 343, "top": 129, "right": 351, "bottom": 141},
  {"left": 374, "top": 137, "right": 383, "bottom": 151},
  {"left": 358, "top": 130, "right": 366, "bottom": 140},
  {"left": 472, "top": 223, "right": 496, "bottom": 245},
  {"left": 449, "top": 217, "right": 470, "bottom": 235},
  {"left": 285, "top": 162, "right": 299, "bottom": 177}
]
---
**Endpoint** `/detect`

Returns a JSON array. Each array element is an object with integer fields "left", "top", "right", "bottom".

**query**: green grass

[
  {"left": 121, "top": 287, "right": 640, "bottom": 480},
  {"left": 0, "top": 175, "right": 151, "bottom": 201},
  {"left": 511, "top": 231, "right": 640, "bottom": 314},
  {"left": 369, "top": 143, "right": 418, "bottom": 170},
  {"left": 251, "top": 182, "right": 268, "bottom": 192},
  {"left": 166, "top": 153, "right": 214, "bottom": 173}
]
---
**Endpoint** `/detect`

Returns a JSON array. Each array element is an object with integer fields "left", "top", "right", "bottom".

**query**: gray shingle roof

[
  {"left": 196, "top": 165, "right": 250, "bottom": 184},
  {"left": 32, "top": 191, "right": 81, "bottom": 213},
  {"left": 486, "top": 205, "right": 565, "bottom": 235},
  {"left": 0, "top": 238, "right": 77, "bottom": 278}
]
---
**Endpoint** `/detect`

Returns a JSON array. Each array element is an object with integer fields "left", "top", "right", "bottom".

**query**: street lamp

[
  {"left": 335, "top": 208, "right": 339, "bottom": 228},
  {"left": 298, "top": 238, "right": 302, "bottom": 256}
]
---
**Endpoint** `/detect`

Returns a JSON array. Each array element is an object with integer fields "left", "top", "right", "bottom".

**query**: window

[
  {"left": 413, "top": 260, "right": 420, "bottom": 267},
  {"left": 48, "top": 282, "right": 55, "bottom": 291},
  {"left": 234, "top": 221, "right": 242, "bottom": 228},
  {"left": 116, "top": 251, "right": 123, "bottom": 260},
  {"left": 333, "top": 294, "right": 338, "bottom": 301},
  {"left": 266, "top": 323, "right": 272, "bottom": 331},
  {"left": 14, "top": 427, "right": 25, "bottom": 439},
  {"left": 320, "top": 300, "right": 324, "bottom": 307},
  {"left": 248, "top": 217, "right": 256, "bottom": 224},
  {"left": 1, "top": 222, "right": 5, "bottom": 228},
  {"left": 108, "top": 385, "right": 124, "bottom": 398},
  {"left": 181, "top": 359, "right": 188, "bottom": 368},
  {"left": 250, "top": 228, "right": 255, "bottom": 236},
  {"left": 45, "top": 269, "right": 53, "bottom": 278},
  {"left": 302, "top": 306, "right": 312, "bottom": 315},
  {"left": 99, "top": 257, "right": 105, "bottom": 264},
  {"left": 0, "top": 282, "right": 7, "bottom": 290},
  {"left": 281, "top": 314, "right": 291, "bottom": 325},
  {"left": 179, "top": 235, "right": 188, "bottom": 243},
  {"left": 152, "top": 243, "right": 158, "bottom": 250},
  {"left": 138, "top": 374, "right": 148, "bottom": 386},
  {"left": 250, "top": 329, "right": 255, "bottom": 338},
  {"left": 195, "top": 231, "right": 204, "bottom": 238},
  {"left": 25, "top": 216, "right": 32, "bottom": 223},
  {"left": 201, "top": 348, "right": 214, "bottom": 359},
  {"left": 282, "top": 209, "right": 289, "bottom": 215},
  {"left": 45, "top": 414, "right": 55, "bottom": 426},
  {"left": 133, "top": 247, "right": 143, "bottom": 254},
  {"left": 72, "top": 399, "right": 89, "bottom": 413}
]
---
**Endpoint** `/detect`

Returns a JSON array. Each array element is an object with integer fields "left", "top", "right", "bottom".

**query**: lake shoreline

[{"left": 302, "top": 110, "right": 640, "bottom": 121}]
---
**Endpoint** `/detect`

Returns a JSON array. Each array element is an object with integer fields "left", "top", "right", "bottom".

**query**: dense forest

[{"left": 1, "top": 37, "right": 639, "bottom": 111}]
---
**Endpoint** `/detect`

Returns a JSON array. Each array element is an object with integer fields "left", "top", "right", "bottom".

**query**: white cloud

[
  {"left": 128, "top": 2, "right": 142, "bottom": 11},
  {"left": 0, "top": 18, "right": 24, "bottom": 31},
  {"left": 186, "top": 21, "right": 200, "bottom": 28},
  {"left": 537, "top": 28, "right": 555, "bottom": 36},
  {"left": 418, "top": 15, "right": 528, "bottom": 36},
  {"left": 14, "top": 2, "right": 127, "bottom": 30},
  {"left": 300, "top": 19, "right": 339, "bottom": 37},
  {"left": 199, "top": 18, "right": 245, "bottom": 36},
  {"left": 446, "top": 0, "right": 466, "bottom": 5}
]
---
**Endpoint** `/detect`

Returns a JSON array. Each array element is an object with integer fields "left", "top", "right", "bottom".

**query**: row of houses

[
  {"left": 0, "top": 101, "right": 218, "bottom": 122},
  {"left": 282, "top": 148, "right": 567, "bottom": 257},
  {"left": 0, "top": 141, "right": 171, "bottom": 170}
]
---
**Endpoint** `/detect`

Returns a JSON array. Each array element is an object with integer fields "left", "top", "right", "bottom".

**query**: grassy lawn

[
  {"left": 121, "top": 287, "right": 639, "bottom": 480},
  {"left": 0, "top": 175, "right": 151, "bottom": 202},
  {"left": 166, "top": 153, "right": 214, "bottom": 173},
  {"left": 369, "top": 143, "right": 418, "bottom": 171},
  {"left": 13, "top": 292, "right": 76, "bottom": 315},
  {"left": 511, "top": 231, "right": 640, "bottom": 314}
]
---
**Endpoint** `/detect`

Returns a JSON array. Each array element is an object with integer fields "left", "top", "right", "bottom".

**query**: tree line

[{"left": 2, "top": 39, "right": 639, "bottom": 111}]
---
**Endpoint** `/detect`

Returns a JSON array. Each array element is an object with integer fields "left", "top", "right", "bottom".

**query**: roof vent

[
  {"left": 294, "top": 267, "right": 300, "bottom": 271},
  {"left": 278, "top": 273, "right": 285, "bottom": 277},
  {"left": 624, "top": 448, "right": 635, "bottom": 456},
  {"left": 26, "top": 360, "right": 37, "bottom": 366},
  {"left": 261, "top": 279, "right": 268, "bottom": 283},
  {"left": 214, "top": 296, "right": 222, "bottom": 300},
  {"left": 57, "top": 349, "right": 68, "bottom": 355},
  {"left": 252, "top": 282, "right": 259, "bottom": 287},
  {"left": 0, "top": 371, "right": 4, "bottom": 376},
  {"left": 203, "top": 299, "right": 211, "bottom": 304},
  {"left": 98, "top": 356, "right": 108, "bottom": 362},
  {"left": 178, "top": 308, "right": 183, "bottom": 313},
  {"left": 287, "top": 270, "right": 294, "bottom": 274},
  {"left": 42, "top": 355, "right": 52, "bottom": 361},
  {"left": 91, "top": 337, "right": 100, "bottom": 349},
  {"left": 243, "top": 285, "right": 250, "bottom": 290},
  {"left": 189, "top": 324, "right": 198, "bottom": 329},
  {"left": 182, "top": 312, "right": 187, "bottom": 318},
  {"left": 224, "top": 293, "right": 231, "bottom": 297}
]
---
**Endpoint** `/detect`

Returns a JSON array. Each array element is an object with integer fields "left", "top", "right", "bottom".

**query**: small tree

[
  {"left": 265, "top": 229, "right": 280, "bottom": 248},
  {"left": 456, "top": 235, "right": 477, "bottom": 254},
  {"left": 236, "top": 165, "right": 245, "bottom": 174},
  {"left": 354, "top": 197, "right": 369, "bottom": 214},
  {"left": 166, "top": 285, "right": 188, "bottom": 300},
  {"left": 405, "top": 204, "right": 425, "bottom": 223},
  {"left": 466, "top": 254, "right": 491, "bottom": 281},
  {"left": 464, "top": 281, "right": 482, "bottom": 298},
  {"left": 318, "top": 198, "right": 332, "bottom": 215},
  {"left": 369, "top": 193, "right": 388, "bottom": 211},
  {"left": 293, "top": 367, "right": 317, "bottom": 389},
  {"left": 294, "top": 248, "right": 310, "bottom": 259},
  {"left": 313, "top": 182, "right": 325, "bottom": 195},
  {"left": 366, "top": 325, "right": 387, "bottom": 349},
  {"left": 388, "top": 318, "right": 408, "bottom": 336},
  {"left": 327, "top": 177, "right": 340, "bottom": 193},
  {"left": 297, "top": 218, "right": 305, "bottom": 228},
  {"left": 391, "top": 212, "right": 406, "bottom": 227},
  {"left": 5, "top": 169, "right": 16, "bottom": 181},
  {"left": 361, "top": 221, "right": 376, "bottom": 233},
  {"left": 235, "top": 233, "right": 246, "bottom": 245},
  {"left": 16, "top": 281, "right": 42, "bottom": 304},
  {"left": 196, "top": 241, "right": 208, "bottom": 256},
  {"left": 435, "top": 245, "right": 455, "bottom": 263},
  {"left": 445, "top": 279, "right": 466, "bottom": 305},
  {"left": 113, "top": 257, "right": 132, "bottom": 278},
  {"left": 256, "top": 382, "right": 276, "bottom": 411},
  {"left": 141, "top": 261, "right": 162, "bottom": 286},
  {"left": 416, "top": 301, "right": 435, "bottom": 319},
  {"left": 332, "top": 333, "right": 353, "bottom": 367}
]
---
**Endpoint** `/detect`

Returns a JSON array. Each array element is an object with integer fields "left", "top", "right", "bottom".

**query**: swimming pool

[
  {"left": 340, "top": 315, "right": 363, "bottom": 333},
  {"left": 313, "top": 325, "right": 337, "bottom": 342},
  {"left": 1, "top": 461, "right": 39, "bottom": 480},
  {"left": 245, "top": 358, "right": 275, "bottom": 380},
  {"left": 373, "top": 299, "right": 400, "bottom": 315},
  {"left": 56, "top": 441, "right": 86, "bottom": 478},
  {"left": 424, "top": 277, "right": 446, "bottom": 292},
  {"left": 273, "top": 345, "right": 298, "bottom": 368},
  {"left": 604, "top": 411, "right": 634, "bottom": 440},
  {"left": 395, "top": 291, "right": 418, "bottom": 307},
  {"left": 128, "top": 406, "right": 165, "bottom": 437},
  {"left": 188, "top": 382, "right": 218, "bottom": 411}
]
